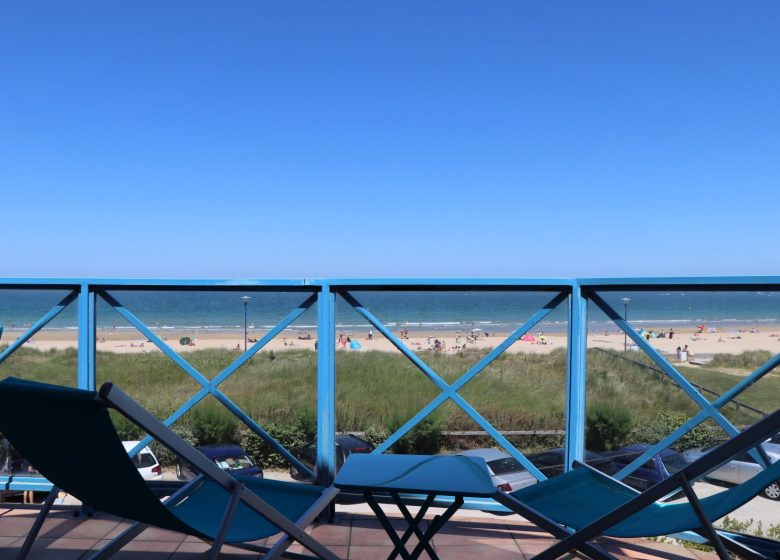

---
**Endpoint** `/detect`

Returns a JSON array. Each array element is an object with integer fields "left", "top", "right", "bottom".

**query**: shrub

[
  {"left": 150, "top": 424, "right": 199, "bottom": 467},
  {"left": 362, "top": 424, "right": 391, "bottom": 450},
  {"left": 109, "top": 410, "right": 144, "bottom": 440},
  {"left": 189, "top": 403, "right": 240, "bottom": 445},
  {"left": 241, "top": 415, "right": 316, "bottom": 470},
  {"left": 633, "top": 410, "right": 718, "bottom": 451},
  {"left": 389, "top": 417, "right": 442, "bottom": 455},
  {"left": 586, "top": 402, "right": 635, "bottom": 452}
]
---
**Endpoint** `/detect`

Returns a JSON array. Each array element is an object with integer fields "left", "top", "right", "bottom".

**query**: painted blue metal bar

[
  {"left": 614, "top": 352, "right": 780, "bottom": 479},
  {"left": 589, "top": 292, "right": 742, "bottom": 432},
  {"left": 317, "top": 284, "right": 336, "bottom": 485},
  {"left": 339, "top": 290, "right": 450, "bottom": 392},
  {"left": 712, "top": 353, "right": 780, "bottom": 410},
  {"left": 614, "top": 410, "right": 709, "bottom": 480},
  {"left": 77, "top": 284, "right": 90, "bottom": 389},
  {"left": 0, "top": 290, "right": 78, "bottom": 364},
  {"left": 449, "top": 291, "right": 568, "bottom": 394},
  {"left": 87, "top": 287, "right": 96, "bottom": 391},
  {"left": 372, "top": 394, "right": 451, "bottom": 455},
  {"left": 449, "top": 393, "right": 547, "bottom": 481},
  {"left": 578, "top": 276, "right": 780, "bottom": 289},
  {"left": 99, "top": 290, "right": 212, "bottom": 388},
  {"left": 565, "top": 285, "right": 588, "bottom": 470},
  {"left": 102, "top": 289, "right": 317, "bottom": 478},
  {"left": 3, "top": 276, "right": 780, "bottom": 289},
  {"left": 209, "top": 294, "right": 317, "bottom": 388},
  {"left": 373, "top": 291, "right": 568, "bottom": 455},
  {"left": 589, "top": 291, "right": 770, "bottom": 468},
  {"left": 128, "top": 387, "right": 211, "bottom": 458},
  {"left": 0, "top": 278, "right": 308, "bottom": 288}
]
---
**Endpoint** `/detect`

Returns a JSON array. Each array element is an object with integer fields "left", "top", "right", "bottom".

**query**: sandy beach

[{"left": 4, "top": 325, "right": 780, "bottom": 363}]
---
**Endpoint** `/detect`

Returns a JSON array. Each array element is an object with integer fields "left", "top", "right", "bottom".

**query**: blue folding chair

[
  {"left": 494, "top": 406, "right": 780, "bottom": 560},
  {"left": 0, "top": 377, "right": 341, "bottom": 560}
]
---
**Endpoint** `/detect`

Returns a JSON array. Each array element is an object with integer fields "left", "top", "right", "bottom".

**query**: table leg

[
  {"left": 364, "top": 491, "right": 413, "bottom": 560},
  {"left": 388, "top": 493, "right": 439, "bottom": 560},
  {"left": 407, "top": 496, "right": 464, "bottom": 560}
]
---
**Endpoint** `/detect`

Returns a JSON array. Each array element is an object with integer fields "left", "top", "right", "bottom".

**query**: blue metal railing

[{"left": 0, "top": 276, "right": 779, "bottom": 507}]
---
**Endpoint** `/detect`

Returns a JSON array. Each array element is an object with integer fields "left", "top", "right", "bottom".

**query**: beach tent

[
  {"left": 350, "top": 340, "right": 361, "bottom": 350},
  {"left": 521, "top": 334, "right": 536, "bottom": 343}
]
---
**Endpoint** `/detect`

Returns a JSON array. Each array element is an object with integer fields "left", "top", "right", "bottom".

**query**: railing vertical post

[
  {"left": 77, "top": 283, "right": 96, "bottom": 391},
  {"left": 564, "top": 283, "right": 588, "bottom": 470},
  {"left": 316, "top": 283, "right": 336, "bottom": 485}
]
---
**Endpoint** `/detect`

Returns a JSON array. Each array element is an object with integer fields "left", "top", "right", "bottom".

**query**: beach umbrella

[
  {"left": 179, "top": 336, "right": 192, "bottom": 346},
  {"left": 350, "top": 340, "right": 361, "bottom": 350},
  {"left": 521, "top": 334, "right": 536, "bottom": 342}
]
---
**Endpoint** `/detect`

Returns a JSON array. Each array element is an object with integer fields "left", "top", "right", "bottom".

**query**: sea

[{"left": 1, "top": 289, "right": 780, "bottom": 336}]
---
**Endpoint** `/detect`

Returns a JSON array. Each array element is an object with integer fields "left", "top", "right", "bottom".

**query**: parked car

[
  {"left": 762, "top": 433, "right": 780, "bottom": 456},
  {"left": 683, "top": 444, "right": 780, "bottom": 500},
  {"left": 176, "top": 443, "right": 263, "bottom": 480},
  {"left": 456, "top": 448, "right": 536, "bottom": 492},
  {"left": 290, "top": 434, "right": 374, "bottom": 481},
  {"left": 122, "top": 441, "right": 162, "bottom": 481},
  {"left": 457, "top": 448, "right": 623, "bottom": 492},
  {"left": 602, "top": 444, "right": 689, "bottom": 491}
]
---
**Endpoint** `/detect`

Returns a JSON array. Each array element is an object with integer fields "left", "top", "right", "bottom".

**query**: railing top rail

[
  {"left": 0, "top": 278, "right": 311, "bottom": 290},
  {"left": 2, "top": 276, "right": 780, "bottom": 291},
  {"left": 578, "top": 276, "right": 780, "bottom": 290}
]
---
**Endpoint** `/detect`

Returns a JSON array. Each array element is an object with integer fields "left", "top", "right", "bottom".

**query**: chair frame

[{"left": 17, "top": 382, "right": 341, "bottom": 560}]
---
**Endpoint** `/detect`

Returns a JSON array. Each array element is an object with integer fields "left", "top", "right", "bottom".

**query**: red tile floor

[{"left": 0, "top": 506, "right": 715, "bottom": 560}]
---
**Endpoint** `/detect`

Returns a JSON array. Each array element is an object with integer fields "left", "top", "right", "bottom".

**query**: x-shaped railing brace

[
  {"left": 588, "top": 291, "right": 777, "bottom": 479},
  {"left": 99, "top": 290, "right": 317, "bottom": 478},
  {"left": 338, "top": 290, "right": 570, "bottom": 482}
]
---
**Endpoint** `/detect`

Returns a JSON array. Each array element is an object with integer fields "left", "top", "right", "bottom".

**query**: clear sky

[{"left": 1, "top": 2, "right": 778, "bottom": 279}]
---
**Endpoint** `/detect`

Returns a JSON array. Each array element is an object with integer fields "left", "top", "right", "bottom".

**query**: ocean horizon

[{"left": 1, "top": 290, "right": 779, "bottom": 335}]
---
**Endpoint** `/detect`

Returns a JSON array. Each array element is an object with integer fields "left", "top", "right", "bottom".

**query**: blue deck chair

[
  {"left": 0, "top": 377, "right": 341, "bottom": 560},
  {"left": 493, "top": 406, "right": 780, "bottom": 560}
]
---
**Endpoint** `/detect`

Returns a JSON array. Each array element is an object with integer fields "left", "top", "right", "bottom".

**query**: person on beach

[{"left": 368, "top": 329, "right": 373, "bottom": 340}]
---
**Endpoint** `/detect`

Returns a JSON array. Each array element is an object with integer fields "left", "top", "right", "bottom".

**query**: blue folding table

[{"left": 334, "top": 454, "right": 497, "bottom": 560}]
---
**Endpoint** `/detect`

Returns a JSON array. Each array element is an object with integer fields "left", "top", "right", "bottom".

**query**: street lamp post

[
  {"left": 241, "top": 296, "right": 251, "bottom": 351},
  {"left": 622, "top": 297, "right": 631, "bottom": 351}
]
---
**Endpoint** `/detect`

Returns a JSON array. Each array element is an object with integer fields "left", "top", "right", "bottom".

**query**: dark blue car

[
  {"left": 176, "top": 443, "right": 263, "bottom": 480},
  {"left": 604, "top": 444, "right": 688, "bottom": 491}
]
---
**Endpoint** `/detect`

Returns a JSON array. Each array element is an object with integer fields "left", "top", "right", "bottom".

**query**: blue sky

[{"left": 1, "top": 1, "right": 778, "bottom": 279}]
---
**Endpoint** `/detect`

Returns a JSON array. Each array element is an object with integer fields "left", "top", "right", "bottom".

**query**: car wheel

[
  {"left": 175, "top": 463, "right": 184, "bottom": 480},
  {"left": 763, "top": 482, "right": 780, "bottom": 500}
]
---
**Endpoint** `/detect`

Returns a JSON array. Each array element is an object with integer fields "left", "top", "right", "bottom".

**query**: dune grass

[{"left": 1, "top": 345, "right": 773, "bottom": 435}]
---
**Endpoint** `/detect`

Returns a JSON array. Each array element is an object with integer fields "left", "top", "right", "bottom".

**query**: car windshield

[
  {"left": 214, "top": 455, "right": 254, "bottom": 471},
  {"left": 488, "top": 457, "right": 524, "bottom": 475},
  {"left": 661, "top": 453, "right": 688, "bottom": 474}
]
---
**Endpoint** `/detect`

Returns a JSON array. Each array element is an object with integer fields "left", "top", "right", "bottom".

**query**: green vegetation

[
  {"left": 585, "top": 402, "right": 635, "bottom": 451},
  {"left": 0, "top": 345, "right": 776, "bottom": 466}
]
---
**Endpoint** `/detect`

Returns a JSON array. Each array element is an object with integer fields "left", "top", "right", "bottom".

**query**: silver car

[
  {"left": 762, "top": 434, "right": 780, "bottom": 456},
  {"left": 456, "top": 448, "right": 536, "bottom": 492},
  {"left": 683, "top": 444, "right": 780, "bottom": 500}
]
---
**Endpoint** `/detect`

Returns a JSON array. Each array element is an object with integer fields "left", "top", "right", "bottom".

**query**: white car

[
  {"left": 122, "top": 441, "right": 162, "bottom": 481},
  {"left": 456, "top": 449, "right": 536, "bottom": 492},
  {"left": 683, "top": 444, "right": 780, "bottom": 500}
]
